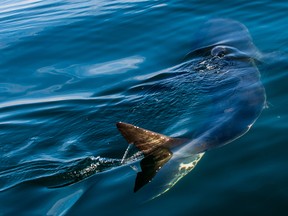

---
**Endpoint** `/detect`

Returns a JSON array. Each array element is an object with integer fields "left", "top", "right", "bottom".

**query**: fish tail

[{"left": 116, "top": 122, "right": 187, "bottom": 192}]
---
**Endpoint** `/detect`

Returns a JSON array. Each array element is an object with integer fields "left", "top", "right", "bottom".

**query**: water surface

[{"left": 0, "top": 0, "right": 288, "bottom": 215}]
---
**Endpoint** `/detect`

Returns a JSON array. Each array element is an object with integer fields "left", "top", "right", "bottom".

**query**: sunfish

[{"left": 116, "top": 19, "right": 266, "bottom": 197}]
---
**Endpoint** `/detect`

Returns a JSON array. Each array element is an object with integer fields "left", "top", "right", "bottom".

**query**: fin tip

[{"left": 116, "top": 121, "right": 136, "bottom": 130}]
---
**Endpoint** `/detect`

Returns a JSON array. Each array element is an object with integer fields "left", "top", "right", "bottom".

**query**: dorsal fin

[
  {"left": 116, "top": 122, "right": 187, "bottom": 192},
  {"left": 116, "top": 122, "right": 181, "bottom": 155}
]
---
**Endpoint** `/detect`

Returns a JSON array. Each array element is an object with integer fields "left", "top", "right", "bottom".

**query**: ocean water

[{"left": 0, "top": 0, "right": 288, "bottom": 215}]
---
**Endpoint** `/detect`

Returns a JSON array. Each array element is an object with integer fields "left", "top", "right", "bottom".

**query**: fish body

[{"left": 117, "top": 19, "right": 266, "bottom": 196}]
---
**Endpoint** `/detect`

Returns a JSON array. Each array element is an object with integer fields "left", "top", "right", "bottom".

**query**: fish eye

[{"left": 211, "top": 46, "right": 227, "bottom": 57}]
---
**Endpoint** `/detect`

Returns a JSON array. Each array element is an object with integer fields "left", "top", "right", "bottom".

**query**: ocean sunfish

[{"left": 116, "top": 19, "right": 266, "bottom": 196}]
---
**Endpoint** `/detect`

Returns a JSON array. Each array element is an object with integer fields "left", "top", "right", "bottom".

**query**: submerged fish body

[{"left": 117, "top": 19, "right": 266, "bottom": 197}]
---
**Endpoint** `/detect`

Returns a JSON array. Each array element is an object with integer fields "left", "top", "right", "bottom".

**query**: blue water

[{"left": 1, "top": 0, "right": 288, "bottom": 215}]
